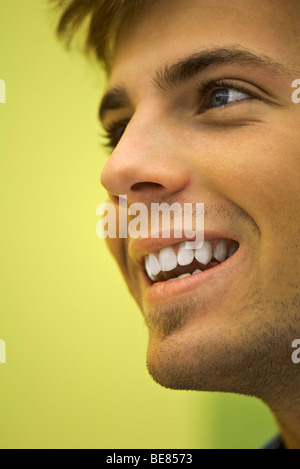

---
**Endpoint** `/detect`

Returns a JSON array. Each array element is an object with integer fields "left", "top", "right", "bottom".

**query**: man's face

[{"left": 100, "top": 0, "right": 300, "bottom": 400}]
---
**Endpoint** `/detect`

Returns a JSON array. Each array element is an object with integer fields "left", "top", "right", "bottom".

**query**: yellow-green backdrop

[{"left": 0, "top": 0, "right": 278, "bottom": 449}]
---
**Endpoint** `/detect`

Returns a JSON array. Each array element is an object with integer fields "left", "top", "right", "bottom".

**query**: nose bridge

[{"left": 100, "top": 112, "right": 190, "bottom": 203}]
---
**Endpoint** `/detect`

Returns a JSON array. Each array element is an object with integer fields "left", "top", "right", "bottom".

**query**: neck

[{"left": 266, "top": 385, "right": 300, "bottom": 449}]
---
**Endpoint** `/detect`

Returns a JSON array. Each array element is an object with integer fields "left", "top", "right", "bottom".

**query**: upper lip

[{"left": 128, "top": 229, "right": 240, "bottom": 266}]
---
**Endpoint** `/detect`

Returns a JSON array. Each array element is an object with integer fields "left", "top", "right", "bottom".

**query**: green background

[{"left": 0, "top": 0, "right": 277, "bottom": 449}]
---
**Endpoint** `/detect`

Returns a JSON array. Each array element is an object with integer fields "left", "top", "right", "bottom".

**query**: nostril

[{"left": 131, "top": 182, "right": 164, "bottom": 191}]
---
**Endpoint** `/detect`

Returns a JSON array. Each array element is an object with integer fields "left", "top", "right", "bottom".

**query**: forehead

[{"left": 110, "top": 0, "right": 300, "bottom": 86}]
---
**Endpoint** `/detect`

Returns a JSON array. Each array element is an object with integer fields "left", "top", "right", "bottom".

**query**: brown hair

[{"left": 51, "top": 0, "right": 150, "bottom": 70}]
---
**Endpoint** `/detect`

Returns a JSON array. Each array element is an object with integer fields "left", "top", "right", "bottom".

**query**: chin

[
  {"left": 145, "top": 330, "right": 230, "bottom": 392},
  {"left": 145, "top": 323, "right": 295, "bottom": 401}
]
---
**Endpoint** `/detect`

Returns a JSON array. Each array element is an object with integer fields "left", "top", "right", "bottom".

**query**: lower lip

[{"left": 143, "top": 247, "right": 244, "bottom": 306}]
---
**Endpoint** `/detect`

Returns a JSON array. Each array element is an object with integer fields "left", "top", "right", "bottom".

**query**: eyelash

[
  {"left": 102, "top": 78, "right": 257, "bottom": 149},
  {"left": 101, "top": 120, "right": 129, "bottom": 149},
  {"left": 197, "top": 78, "right": 255, "bottom": 109}
]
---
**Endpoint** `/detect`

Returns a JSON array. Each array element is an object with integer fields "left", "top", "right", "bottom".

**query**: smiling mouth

[{"left": 144, "top": 239, "right": 239, "bottom": 283}]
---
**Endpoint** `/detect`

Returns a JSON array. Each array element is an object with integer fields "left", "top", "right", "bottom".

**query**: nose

[{"left": 100, "top": 121, "right": 190, "bottom": 204}]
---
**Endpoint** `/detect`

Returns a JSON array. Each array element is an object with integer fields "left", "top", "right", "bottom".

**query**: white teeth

[
  {"left": 144, "top": 239, "right": 238, "bottom": 282},
  {"left": 148, "top": 253, "right": 161, "bottom": 276},
  {"left": 145, "top": 256, "right": 157, "bottom": 281},
  {"left": 213, "top": 240, "right": 227, "bottom": 262},
  {"left": 195, "top": 240, "right": 212, "bottom": 265},
  {"left": 167, "top": 273, "right": 191, "bottom": 282},
  {"left": 177, "top": 242, "right": 194, "bottom": 266},
  {"left": 177, "top": 273, "right": 191, "bottom": 279},
  {"left": 159, "top": 246, "right": 178, "bottom": 272},
  {"left": 228, "top": 242, "right": 239, "bottom": 257}
]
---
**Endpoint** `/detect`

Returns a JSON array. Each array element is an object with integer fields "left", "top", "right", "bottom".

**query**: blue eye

[{"left": 209, "top": 88, "right": 250, "bottom": 108}]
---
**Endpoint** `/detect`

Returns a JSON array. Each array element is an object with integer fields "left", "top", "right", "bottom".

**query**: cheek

[
  {"left": 200, "top": 125, "right": 300, "bottom": 287},
  {"left": 106, "top": 236, "right": 125, "bottom": 270},
  {"left": 104, "top": 204, "right": 129, "bottom": 280},
  {"left": 189, "top": 124, "right": 300, "bottom": 230},
  {"left": 104, "top": 206, "right": 142, "bottom": 300}
]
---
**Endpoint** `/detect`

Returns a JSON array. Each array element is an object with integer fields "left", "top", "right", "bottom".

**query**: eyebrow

[{"left": 99, "top": 46, "right": 296, "bottom": 121}]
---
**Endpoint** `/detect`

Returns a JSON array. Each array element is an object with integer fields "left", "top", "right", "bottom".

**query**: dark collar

[{"left": 263, "top": 435, "right": 286, "bottom": 449}]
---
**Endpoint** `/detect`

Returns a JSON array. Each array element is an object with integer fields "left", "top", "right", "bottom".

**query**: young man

[{"left": 53, "top": 0, "right": 300, "bottom": 448}]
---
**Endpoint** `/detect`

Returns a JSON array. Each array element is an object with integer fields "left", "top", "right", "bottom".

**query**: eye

[
  {"left": 209, "top": 88, "right": 251, "bottom": 108},
  {"left": 197, "top": 79, "right": 256, "bottom": 114},
  {"left": 102, "top": 120, "right": 128, "bottom": 149}
]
